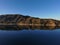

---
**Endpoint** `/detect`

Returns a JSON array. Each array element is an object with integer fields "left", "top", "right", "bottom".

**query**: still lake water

[{"left": 0, "top": 29, "right": 60, "bottom": 45}]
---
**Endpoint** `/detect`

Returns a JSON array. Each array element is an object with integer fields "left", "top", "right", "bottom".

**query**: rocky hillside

[{"left": 0, "top": 14, "right": 60, "bottom": 26}]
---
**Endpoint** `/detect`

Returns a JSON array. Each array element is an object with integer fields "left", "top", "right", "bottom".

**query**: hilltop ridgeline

[{"left": 0, "top": 14, "right": 60, "bottom": 26}]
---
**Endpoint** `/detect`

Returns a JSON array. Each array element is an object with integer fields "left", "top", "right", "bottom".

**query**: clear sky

[{"left": 0, "top": 0, "right": 60, "bottom": 20}]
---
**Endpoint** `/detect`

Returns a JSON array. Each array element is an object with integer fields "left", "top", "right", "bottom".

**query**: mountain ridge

[{"left": 0, "top": 14, "right": 60, "bottom": 27}]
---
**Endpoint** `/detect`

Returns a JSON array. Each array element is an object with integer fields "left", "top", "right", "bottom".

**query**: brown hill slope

[{"left": 0, "top": 14, "right": 60, "bottom": 26}]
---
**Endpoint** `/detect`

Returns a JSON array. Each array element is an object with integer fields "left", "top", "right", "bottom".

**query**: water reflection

[{"left": 0, "top": 25, "right": 60, "bottom": 30}]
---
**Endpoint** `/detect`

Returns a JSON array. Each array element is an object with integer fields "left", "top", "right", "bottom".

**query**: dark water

[{"left": 0, "top": 29, "right": 60, "bottom": 45}]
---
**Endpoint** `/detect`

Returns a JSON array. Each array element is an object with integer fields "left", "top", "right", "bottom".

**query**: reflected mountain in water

[{"left": 0, "top": 25, "right": 60, "bottom": 30}]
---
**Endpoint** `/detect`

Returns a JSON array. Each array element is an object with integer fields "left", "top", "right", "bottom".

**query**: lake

[{"left": 0, "top": 29, "right": 60, "bottom": 45}]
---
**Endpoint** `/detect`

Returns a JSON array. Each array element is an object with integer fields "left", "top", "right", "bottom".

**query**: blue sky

[{"left": 0, "top": 0, "right": 60, "bottom": 20}]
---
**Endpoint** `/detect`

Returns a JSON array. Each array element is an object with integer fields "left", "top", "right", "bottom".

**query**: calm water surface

[{"left": 0, "top": 29, "right": 60, "bottom": 45}]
